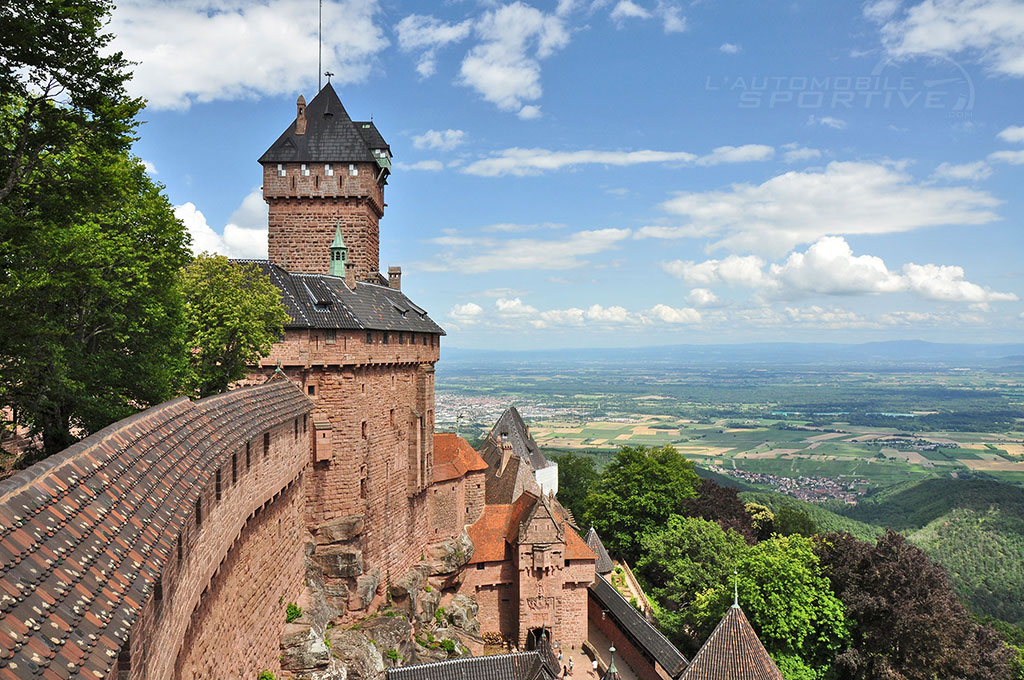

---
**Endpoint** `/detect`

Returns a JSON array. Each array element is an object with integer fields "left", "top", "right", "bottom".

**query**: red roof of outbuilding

[
  {"left": 433, "top": 433, "right": 488, "bottom": 482},
  {"left": 681, "top": 605, "right": 784, "bottom": 680}
]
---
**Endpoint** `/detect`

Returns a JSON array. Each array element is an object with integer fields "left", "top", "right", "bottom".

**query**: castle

[{"left": 0, "top": 85, "right": 782, "bottom": 680}]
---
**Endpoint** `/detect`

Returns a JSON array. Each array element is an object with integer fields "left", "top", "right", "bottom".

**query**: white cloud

[
  {"left": 495, "top": 297, "right": 540, "bottom": 317},
  {"left": 864, "top": 0, "right": 901, "bottom": 21},
  {"left": 685, "top": 288, "right": 719, "bottom": 306},
  {"left": 662, "top": 254, "right": 770, "bottom": 288},
  {"left": 610, "top": 1, "right": 651, "bottom": 21},
  {"left": 458, "top": 2, "right": 570, "bottom": 118},
  {"left": 719, "top": 42, "right": 742, "bottom": 54},
  {"left": 989, "top": 149, "right": 1024, "bottom": 164},
  {"left": 518, "top": 105, "right": 543, "bottom": 119},
  {"left": 782, "top": 146, "right": 822, "bottom": 163},
  {"left": 634, "top": 224, "right": 718, "bottom": 239},
  {"left": 784, "top": 305, "right": 872, "bottom": 327},
  {"left": 110, "top": 0, "right": 387, "bottom": 110},
  {"left": 141, "top": 159, "right": 158, "bottom": 175},
  {"left": 480, "top": 222, "right": 566, "bottom": 233},
  {"left": 647, "top": 303, "right": 701, "bottom": 324},
  {"left": 462, "top": 143, "right": 773, "bottom": 177},
  {"left": 659, "top": 161, "right": 1001, "bottom": 255},
  {"left": 998, "top": 124, "right": 1024, "bottom": 142},
  {"left": 663, "top": 236, "right": 1018, "bottom": 304},
  {"left": 933, "top": 160, "right": 993, "bottom": 180},
  {"left": 807, "top": 114, "right": 847, "bottom": 129},
  {"left": 877, "top": 0, "right": 1024, "bottom": 78},
  {"left": 396, "top": 14, "right": 473, "bottom": 78},
  {"left": 449, "top": 302, "right": 484, "bottom": 324},
  {"left": 413, "top": 129, "right": 466, "bottom": 151},
  {"left": 395, "top": 160, "right": 445, "bottom": 171},
  {"left": 175, "top": 192, "right": 268, "bottom": 259},
  {"left": 421, "top": 227, "right": 632, "bottom": 273},
  {"left": 658, "top": 2, "right": 687, "bottom": 33}
]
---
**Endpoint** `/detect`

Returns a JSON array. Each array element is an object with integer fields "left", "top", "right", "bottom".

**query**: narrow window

[
  {"left": 325, "top": 163, "right": 334, "bottom": 176},
  {"left": 314, "top": 175, "right": 320, "bottom": 189},
  {"left": 382, "top": 332, "right": 389, "bottom": 345},
  {"left": 326, "top": 329, "right": 337, "bottom": 345},
  {"left": 308, "top": 384, "right": 316, "bottom": 396},
  {"left": 398, "top": 332, "right": 404, "bottom": 345},
  {"left": 301, "top": 163, "right": 310, "bottom": 176},
  {"left": 360, "top": 465, "right": 368, "bottom": 499},
  {"left": 366, "top": 331, "right": 373, "bottom": 344},
  {"left": 177, "top": 540, "right": 183, "bottom": 565},
  {"left": 155, "top": 577, "right": 163, "bottom": 604},
  {"left": 195, "top": 498, "right": 202, "bottom": 527},
  {"left": 246, "top": 443, "right": 251, "bottom": 470},
  {"left": 277, "top": 163, "right": 285, "bottom": 177},
  {"left": 389, "top": 409, "right": 395, "bottom": 426},
  {"left": 291, "top": 175, "right": 295, "bottom": 189},
  {"left": 294, "top": 417, "right": 299, "bottom": 439},
  {"left": 349, "top": 164, "right": 358, "bottom": 176},
  {"left": 410, "top": 333, "right": 416, "bottom": 345},
  {"left": 361, "top": 421, "right": 367, "bottom": 439},
  {"left": 215, "top": 469, "right": 222, "bottom": 501},
  {"left": 422, "top": 334, "right": 427, "bottom": 346},
  {"left": 232, "top": 453, "right": 237, "bottom": 485},
  {"left": 264, "top": 432, "right": 270, "bottom": 457},
  {"left": 303, "top": 415, "right": 307, "bottom": 433}
]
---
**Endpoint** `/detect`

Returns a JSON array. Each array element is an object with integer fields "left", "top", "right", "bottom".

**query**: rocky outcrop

[
  {"left": 280, "top": 623, "right": 331, "bottom": 673},
  {"left": 418, "top": 586, "right": 441, "bottom": 626},
  {"left": 354, "top": 568, "right": 381, "bottom": 611},
  {"left": 314, "top": 514, "right": 365, "bottom": 543},
  {"left": 426, "top": 532, "right": 474, "bottom": 576},
  {"left": 326, "top": 628, "right": 386, "bottom": 680},
  {"left": 312, "top": 544, "right": 363, "bottom": 578},
  {"left": 447, "top": 594, "right": 481, "bottom": 636}
]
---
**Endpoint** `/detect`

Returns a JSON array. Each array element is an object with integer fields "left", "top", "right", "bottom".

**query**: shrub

[
  {"left": 386, "top": 648, "right": 401, "bottom": 662},
  {"left": 440, "top": 639, "right": 456, "bottom": 655},
  {"left": 257, "top": 672, "right": 275, "bottom": 680},
  {"left": 285, "top": 602, "right": 302, "bottom": 623}
]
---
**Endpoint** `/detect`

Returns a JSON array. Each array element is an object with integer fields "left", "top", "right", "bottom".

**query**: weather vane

[{"left": 325, "top": 71, "right": 334, "bottom": 84}]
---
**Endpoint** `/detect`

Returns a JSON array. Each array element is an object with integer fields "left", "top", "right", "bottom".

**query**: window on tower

[
  {"left": 325, "top": 164, "right": 334, "bottom": 176},
  {"left": 349, "top": 164, "right": 358, "bottom": 177},
  {"left": 277, "top": 163, "right": 286, "bottom": 177},
  {"left": 301, "top": 163, "right": 310, "bottom": 176}
]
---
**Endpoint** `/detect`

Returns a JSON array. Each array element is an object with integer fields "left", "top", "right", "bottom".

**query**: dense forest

[{"left": 555, "top": 447, "right": 1024, "bottom": 680}]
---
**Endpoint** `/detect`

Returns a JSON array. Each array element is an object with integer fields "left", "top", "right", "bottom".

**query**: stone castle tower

[{"left": 259, "top": 83, "right": 391, "bottom": 279}]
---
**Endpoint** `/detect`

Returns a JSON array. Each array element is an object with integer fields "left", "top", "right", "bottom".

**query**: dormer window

[
  {"left": 277, "top": 163, "right": 286, "bottom": 177},
  {"left": 301, "top": 163, "right": 310, "bottom": 176},
  {"left": 325, "top": 164, "right": 334, "bottom": 176},
  {"left": 349, "top": 164, "right": 358, "bottom": 177}
]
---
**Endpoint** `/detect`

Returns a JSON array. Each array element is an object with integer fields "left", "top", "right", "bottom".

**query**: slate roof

[
  {"left": 481, "top": 407, "right": 551, "bottom": 473},
  {"left": 239, "top": 260, "right": 445, "bottom": 335},
  {"left": 479, "top": 407, "right": 551, "bottom": 505},
  {"left": 259, "top": 83, "right": 389, "bottom": 164},
  {"left": 386, "top": 651, "right": 554, "bottom": 680},
  {"left": 0, "top": 378, "right": 312, "bottom": 679},
  {"left": 584, "top": 527, "right": 614, "bottom": 574},
  {"left": 680, "top": 605, "right": 783, "bottom": 680},
  {"left": 433, "top": 434, "right": 489, "bottom": 483},
  {"left": 589, "top": 575, "right": 688, "bottom": 677}
]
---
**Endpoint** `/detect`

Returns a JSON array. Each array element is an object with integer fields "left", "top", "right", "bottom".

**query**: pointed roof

[
  {"left": 585, "top": 527, "right": 614, "bottom": 574},
  {"left": 330, "top": 225, "right": 346, "bottom": 250},
  {"left": 259, "top": 83, "right": 389, "bottom": 164},
  {"left": 680, "top": 606, "right": 784, "bottom": 680},
  {"left": 433, "top": 433, "right": 489, "bottom": 482}
]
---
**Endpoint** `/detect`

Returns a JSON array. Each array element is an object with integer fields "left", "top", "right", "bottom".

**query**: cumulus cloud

[
  {"left": 662, "top": 236, "right": 1018, "bottom": 304},
  {"left": 413, "top": 129, "right": 466, "bottom": 151},
  {"left": 998, "top": 124, "right": 1024, "bottom": 142},
  {"left": 449, "top": 302, "right": 484, "bottom": 324},
  {"left": 458, "top": 2, "right": 570, "bottom": 118},
  {"left": 462, "top": 143, "right": 773, "bottom": 177},
  {"left": 141, "top": 159, "right": 158, "bottom": 175},
  {"left": 686, "top": 288, "right": 719, "bottom": 307},
  {"left": 782, "top": 146, "right": 822, "bottom": 163},
  {"left": 659, "top": 161, "right": 1001, "bottom": 255},
  {"left": 648, "top": 304, "right": 702, "bottom": 323},
  {"left": 784, "top": 305, "right": 872, "bottom": 327},
  {"left": 110, "top": 0, "right": 387, "bottom": 110},
  {"left": 932, "top": 161, "right": 993, "bottom": 180},
  {"left": 175, "top": 191, "right": 268, "bottom": 259},
  {"left": 720, "top": 42, "right": 741, "bottom": 54},
  {"left": 394, "top": 160, "right": 444, "bottom": 171},
  {"left": 989, "top": 149, "right": 1024, "bottom": 164},
  {"left": 609, "top": 1, "right": 686, "bottom": 32},
  {"left": 421, "top": 228, "right": 632, "bottom": 273},
  {"left": 875, "top": 0, "right": 1024, "bottom": 78},
  {"left": 396, "top": 14, "right": 473, "bottom": 77},
  {"left": 610, "top": 1, "right": 651, "bottom": 22}
]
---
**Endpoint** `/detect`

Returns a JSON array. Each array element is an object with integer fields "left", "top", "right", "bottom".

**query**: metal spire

[
  {"left": 733, "top": 568, "right": 739, "bottom": 608},
  {"left": 608, "top": 646, "right": 618, "bottom": 673},
  {"left": 318, "top": 0, "right": 322, "bottom": 91}
]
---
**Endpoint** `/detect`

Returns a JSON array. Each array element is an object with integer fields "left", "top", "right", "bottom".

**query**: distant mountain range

[{"left": 442, "top": 340, "right": 1024, "bottom": 367}]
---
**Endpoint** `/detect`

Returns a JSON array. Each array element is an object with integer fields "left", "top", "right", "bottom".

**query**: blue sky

[{"left": 119, "top": 0, "right": 1024, "bottom": 349}]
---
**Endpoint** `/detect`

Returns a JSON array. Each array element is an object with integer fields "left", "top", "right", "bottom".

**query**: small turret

[{"left": 329, "top": 224, "right": 348, "bottom": 277}]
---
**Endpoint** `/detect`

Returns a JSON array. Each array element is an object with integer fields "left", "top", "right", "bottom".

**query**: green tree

[
  {"left": 550, "top": 451, "right": 599, "bottom": 523},
  {"left": 745, "top": 502, "right": 776, "bottom": 541},
  {"left": 181, "top": 254, "right": 289, "bottom": 398},
  {"left": 1, "top": 0, "right": 140, "bottom": 202},
  {"left": 583, "top": 445, "right": 699, "bottom": 563},
  {"left": 636, "top": 515, "right": 746, "bottom": 651},
  {"left": 0, "top": 149, "right": 190, "bottom": 459},
  {"left": 773, "top": 505, "right": 817, "bottom": 538},
  {"left": 690, "top": 534, "right": 849, "bottom": 680}
]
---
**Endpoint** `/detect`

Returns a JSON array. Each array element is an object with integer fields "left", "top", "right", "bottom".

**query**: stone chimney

[
  {"left": 388, "top": 266, "right": 402, "bottom": 290},
  {"left": 295, "top": 95, "right": 307, "bottom": 135},
  {"left": 500, "top": 434, "right": 513, "bottom": 474},
  {"left": 345, "top": 260, "right": 357, "bottom": 291}
]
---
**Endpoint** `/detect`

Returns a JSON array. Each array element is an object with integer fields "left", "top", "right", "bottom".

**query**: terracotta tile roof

[
  {"left": 589, "top": 575, "right": 688, "bottom": 677},
  {"left": 565, "top": 526, "right": 598, "bottom": 561},
  {"left": 467, "top": 505, "right": 515, "bottom": 563},
  {"left": 386, "top": 650, "right": 554, "bottom": 680},
  {"left": 0, "top": 379, "right": 312, "bottom": 679},
  {"left": 680, "top": 605, "right": 783, "bottom": 680},
  {"left": 433, "top": 434, "right": 488, "bottom": 483}
]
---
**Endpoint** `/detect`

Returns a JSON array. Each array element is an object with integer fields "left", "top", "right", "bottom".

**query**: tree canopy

[
  {"left": 180, "top": 254, "right": 289, "bottom": 398},
  {"left": 583, "top": 445, "right": 699, "bottom": 563},
  {"left": 549, "top": 451, "right": 599, "bottom": 524}
]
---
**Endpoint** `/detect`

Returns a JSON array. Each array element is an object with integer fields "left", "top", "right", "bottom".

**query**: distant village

[{"left": 708, "top": 466, "right": 869, "bottom": 503}]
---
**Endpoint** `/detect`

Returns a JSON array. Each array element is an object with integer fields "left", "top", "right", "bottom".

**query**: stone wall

[
  {"left": 587, "top": 595, "right": 673, "bottom": 680},
  {"left": 263, "top": 161, "right": 384, "bottom": 277},
  {"left": 459, "top": 561, "right": 519, "bottom": 640}
]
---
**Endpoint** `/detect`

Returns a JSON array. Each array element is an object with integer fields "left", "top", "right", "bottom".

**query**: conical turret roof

[{"left": 680, "top": 605, "right": 784, "bottom": 680}]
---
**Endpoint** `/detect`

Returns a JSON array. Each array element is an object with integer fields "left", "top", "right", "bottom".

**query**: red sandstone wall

[
  {"left": 130, "top": 418, "right": 310, "bottom": 679},
  {"left": 260, "top": 329, "right": 440, "bottom": 371},
  {"left": 263, "top": 161, "right": 384, "bottom": 277},
  {"left": 587, "top": 596, "right": 671, "bottom": 680},
  {"left": 465, "top": 470, "right": 485, "bottom": 526},
  {"left": 428, "top": 478, "right": 464, "bottom": 542},
  {"left": 459, "top": 561, "right": 518, "bottom": 640}
]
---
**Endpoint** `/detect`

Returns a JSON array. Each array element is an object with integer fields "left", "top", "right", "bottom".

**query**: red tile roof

[
  {"left": 0, "top": 378, "right": 312, "bottom": 680},
  {"left": 681, "top": 605, "right": 784, "bottom": 680},
  {"left": 565, "top": 525, "right": 597, "bottom": 560},
  {"left": 433, "top": 433, "right": 488, "bottom": 482},
  {"left": 468, "top": 504, "right": 515, "bottom": 563}
]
